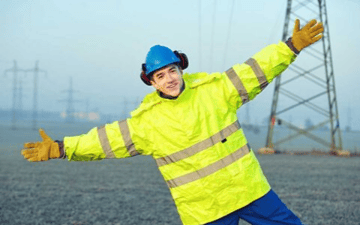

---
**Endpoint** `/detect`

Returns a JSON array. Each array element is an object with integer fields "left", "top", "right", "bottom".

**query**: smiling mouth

[{"left": 167, "top": 83, "right": 178, "bottom": 89}]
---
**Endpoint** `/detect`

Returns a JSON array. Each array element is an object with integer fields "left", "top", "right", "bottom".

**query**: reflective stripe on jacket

[{"left": 64, "top": 41, "right": 296, "bottom": 225}]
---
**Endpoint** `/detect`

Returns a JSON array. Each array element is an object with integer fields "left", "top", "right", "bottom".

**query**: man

[{"left": 22, "top": 19, "right": 323, "bottom": 225}]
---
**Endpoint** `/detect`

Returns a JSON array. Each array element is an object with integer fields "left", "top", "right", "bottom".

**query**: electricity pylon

[
  {"left": 265, "top": 0, "right": 342, "bottom": 152},
  {"left": 4, "top": 61, "right": 24, "bottom": 130},
  {"left": 18, "top": 76, "right": 23, "bottom": 114},
  {"left": 59, "top": 77, "right": 81, "bottom": 123},
  {"left": 25, "top": 61, "right": 47, "bottom": 130}
]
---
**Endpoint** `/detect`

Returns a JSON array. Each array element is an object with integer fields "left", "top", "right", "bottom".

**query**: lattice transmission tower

[
  {"left": 265, "top": 0, "right": 342, "bottom": 152},
  {"left": 4, "top": 60, "right": 24, "bottom": 130},
  {"left": 59, "top": 77, "right": 81, "bottom": 123},
  {"left": 25, "top": 61, "right": 47, "bottom": 130}
]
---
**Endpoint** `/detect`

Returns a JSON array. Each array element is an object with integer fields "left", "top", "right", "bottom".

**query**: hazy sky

[{"left": 1, "top": 0, "right": 359, "bottom": 130}]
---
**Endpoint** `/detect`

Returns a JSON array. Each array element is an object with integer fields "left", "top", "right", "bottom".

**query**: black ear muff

[
  {"left": 140, "top": 63, "right": 152, "bottom": 86},
  {"left": 140, "top": 71, "right": 151, "bottom": 86},
  {"left": 174, "top": 51, "right": 189, "bottom": 70}
]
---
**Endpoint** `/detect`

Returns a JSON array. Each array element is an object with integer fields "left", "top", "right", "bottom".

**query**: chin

[{"left": 168, "top": 90, "right": 180, "bottom": 97}]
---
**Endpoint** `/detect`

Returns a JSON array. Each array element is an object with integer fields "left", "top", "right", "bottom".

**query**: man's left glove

[{"left": 21, "top": 129, "right": 60, "bottom": 162}]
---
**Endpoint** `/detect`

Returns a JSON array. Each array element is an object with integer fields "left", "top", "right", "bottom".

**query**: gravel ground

[{"left": 1, "top": 124, "right": 359, "bottom": 225}]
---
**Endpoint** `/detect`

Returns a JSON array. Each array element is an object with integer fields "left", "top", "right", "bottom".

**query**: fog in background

[{"left": 1, "top": 0, "right": 359, "bottom": 130}]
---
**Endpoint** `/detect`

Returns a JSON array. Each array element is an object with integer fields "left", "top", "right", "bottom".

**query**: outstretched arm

[
  {"left": 64, "top": 119, "right": 143, "bottom": 161},
  {"left": 223, "top": 19, "right": 323, "bottom": 109},
  {"left": 22, "top": 117, "right": 152, "bottom": 162}
]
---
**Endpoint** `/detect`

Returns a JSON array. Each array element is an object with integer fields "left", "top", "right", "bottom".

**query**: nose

[{"left": 166, "top": 72, "right": 177, "bottom": 83}]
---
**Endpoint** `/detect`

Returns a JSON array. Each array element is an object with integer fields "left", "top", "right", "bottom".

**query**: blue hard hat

[{"left": 144, "top": 45, "right": 180, "bottom": 75}]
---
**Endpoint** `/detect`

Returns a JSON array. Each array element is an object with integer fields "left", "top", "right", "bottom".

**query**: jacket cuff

[
  {"left": 55, "top": 140, "right": 66, "bottom": 159},
  {"left": 285, "top": 37, "right": 300, "bottom": 55}
]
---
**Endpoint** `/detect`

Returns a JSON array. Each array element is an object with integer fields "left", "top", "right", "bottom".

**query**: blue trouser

[{"left": 205, "top": 190, "right": 303, "bottom": 225}]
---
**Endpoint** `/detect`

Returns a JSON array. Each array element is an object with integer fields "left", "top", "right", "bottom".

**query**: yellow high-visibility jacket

[{"left": 64, "top": 41, "right": 296, "bottom": 225}]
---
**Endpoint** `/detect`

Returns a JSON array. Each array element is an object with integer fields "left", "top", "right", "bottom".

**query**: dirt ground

[
  {"left": 1, "top": 123, "right": 359, "bottom": 225},
  {"left": 1, "top": 148, "right": 359, "bottom": 225}
]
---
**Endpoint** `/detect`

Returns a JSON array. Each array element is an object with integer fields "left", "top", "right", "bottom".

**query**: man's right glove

[
  {"left": 21, "top": 129, "right": 60, "bottom": 162},
  {"left": 292, "top": 19, "right": 324, "bottom": 52}
]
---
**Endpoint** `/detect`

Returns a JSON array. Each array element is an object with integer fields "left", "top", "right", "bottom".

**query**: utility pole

[
  {"left": 345, "top": 106, "right": 351, "bottom": 132},
  {"left": 59, "top": 77, "right": 81, "bottom": 123},
  {"left": 265, "top": 0, "right": 342, "bottom": 152},
  {"left": 25, "top": 61, "right": 47, "bottom": 130},
  {"left": 4, "top": 60, "right": 24, "bottom": 130},
  {"left": 18, "top": 76, "right": 23, "bottom": 117}
]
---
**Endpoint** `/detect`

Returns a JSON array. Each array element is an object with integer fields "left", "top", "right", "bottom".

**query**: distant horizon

[{"left": 0, "top": 107, "right": 359, "bottom": 133}]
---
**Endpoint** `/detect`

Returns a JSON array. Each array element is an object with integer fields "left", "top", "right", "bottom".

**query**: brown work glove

[
  {"left": 21, "top": 129, "right": 60, "bottom": 162},
  {"left": 292, "top": 19, "right": 324, "bottom": 52}
]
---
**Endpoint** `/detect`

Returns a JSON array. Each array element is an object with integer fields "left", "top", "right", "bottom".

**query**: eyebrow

[{"left": 155, "top": 72, "right": 164, "bottom": 78}]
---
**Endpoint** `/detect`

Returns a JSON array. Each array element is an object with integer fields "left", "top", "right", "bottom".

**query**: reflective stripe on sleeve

[
  {"left": 225, "top": 68, "right": 249, "bottom": 104},
  {"left": 97, "top": 126, "right": 116, "bottom": 159},
  {"left": 166, "top": 144, "right": 250, "bottom": 188},
  {"left": 155, "top": 121, "right": 241, "bottom": 167},
  {"left": 118, "top": 120, "right": 139, "bottom": 156},
  {"left": 245, "top": 58, "right": 269, "bottom": 90}
]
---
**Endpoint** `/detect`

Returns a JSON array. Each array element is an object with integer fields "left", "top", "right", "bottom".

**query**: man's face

[{"left": 151, "top": 64, "right": 183, "bottom": 97}]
